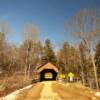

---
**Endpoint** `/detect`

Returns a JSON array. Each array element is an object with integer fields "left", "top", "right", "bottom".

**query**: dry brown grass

[{"left": 0, "top": 74, "right": 32, "bottom": 97}]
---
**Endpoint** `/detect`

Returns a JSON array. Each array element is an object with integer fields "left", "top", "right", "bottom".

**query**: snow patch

[
  {"left": 95, "top": 92, "right": 100, "bottom": 97},
  {"left": 0, "top": 85, "right": 32, "bottom": 100}
]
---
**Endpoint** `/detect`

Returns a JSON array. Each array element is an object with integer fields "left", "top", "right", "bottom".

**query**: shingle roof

[{"left": 36, "top": 62, "right": 58, "bottom": 73}]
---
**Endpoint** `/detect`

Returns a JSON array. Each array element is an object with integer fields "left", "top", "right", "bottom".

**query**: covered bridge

[{"left": 36, "top": 62, "right": 58, "bottom": 81}]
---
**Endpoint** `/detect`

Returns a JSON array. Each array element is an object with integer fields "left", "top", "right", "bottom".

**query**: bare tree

[
  {"left": 22, "top": 23, "right": 40, "bottom": 79},
  {"left": 23, "top": 23, "right": 39, "bottom": 42},
  {"left": 0, "top": 22, "right": 11, "bottom": 74},
  {"left": 0, "top": 21, "right": 10, "bottom": 38},
  {"left": 65, "top": 8, "right": 100, "bottom": 89}
]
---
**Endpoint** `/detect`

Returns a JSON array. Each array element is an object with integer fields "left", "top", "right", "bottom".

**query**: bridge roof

[{"left": 36, "top": 62, "right": 58, "bottom": 73}]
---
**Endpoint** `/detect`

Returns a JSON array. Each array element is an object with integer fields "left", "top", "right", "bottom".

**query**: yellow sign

[
  {"left": 68, "top": 72, "right": 75, "bottom": 78},
  {"left": 59, "top": 74, "right": 65, "bottom": 78}
]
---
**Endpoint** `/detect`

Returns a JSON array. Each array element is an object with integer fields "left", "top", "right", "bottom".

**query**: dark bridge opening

[{"left": 40, "top": 69, "right": 57, "bottom": 81}]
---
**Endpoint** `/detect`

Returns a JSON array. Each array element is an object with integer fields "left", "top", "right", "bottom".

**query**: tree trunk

[
  {"left": 24, "top": 58, "right": 28, "bottom": 81},
  {"left": 28, "top": 63, "right": 31, "bottom": 78},
  {"left": 81, "top": 64, "right": 85, "bottom": 85},
  {"left": 91, "top": 54, "right": 99, "bottom": 90},
  {"left": 83, "top": 39, "right": 99, "bottom": 90}
]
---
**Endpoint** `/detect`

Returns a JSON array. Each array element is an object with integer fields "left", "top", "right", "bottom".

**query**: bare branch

[{"left": 23, "top": 23, "right": 39, "bottom": 42}]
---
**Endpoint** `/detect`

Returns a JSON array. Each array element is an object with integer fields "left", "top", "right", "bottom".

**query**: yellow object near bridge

[{"left": 68, "top": 72, "right": 75, "bottom": 78}]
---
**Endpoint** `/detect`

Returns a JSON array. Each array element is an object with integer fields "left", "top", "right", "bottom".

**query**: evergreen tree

[
  {"left": 57, "top": 42, "right": 70, "bottom": 72},
  {"left": 41, "top": 39, "right": 57, "bottom": 65},
  {"left": 58, "top": 42, "right": 80, "bottom": 73}
]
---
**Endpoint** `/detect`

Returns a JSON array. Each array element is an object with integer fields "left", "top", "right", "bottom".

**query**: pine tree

[
  {"left": 41, "top": 39, "right": 57, "bottom": 65},
  {"left": 58, "top": 42, "right": 80, "bottom": 73},
  {"left": 57, "top": 42, "right": 70, "bottom": 72}
]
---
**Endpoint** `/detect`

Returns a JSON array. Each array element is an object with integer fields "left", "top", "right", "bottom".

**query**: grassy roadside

[{"left": 0, "top": 75, "right": 32, "bottom": 97}]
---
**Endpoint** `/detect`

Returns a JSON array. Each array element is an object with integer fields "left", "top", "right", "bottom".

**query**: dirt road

[
  {"left": 16, "top": 82, "right": 44, "bottom": 100},
  {"left": 16, "top": 81, "right": 61, "bottom": 100},
  {"left": 39, "top": 81, "right": 61, "bottom": 100},
  {"left": 2, "top": 81, "right": 100, "bottom": 100},
  {"left": 52, "top": 82, "right": 100, "bottom": 100}
]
